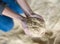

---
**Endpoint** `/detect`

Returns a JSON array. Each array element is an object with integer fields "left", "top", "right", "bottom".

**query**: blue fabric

[
  {"left": 0, "top": 15, "right": 14, "bottom": 32},
  {"left": 0, "top": 0, "right": 23, "bottom": 32},
  {"left": 2, "top": 0, "right": 23, "bottom": 14}
]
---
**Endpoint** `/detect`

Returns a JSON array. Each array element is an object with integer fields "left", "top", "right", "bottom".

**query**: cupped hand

[{"left": 20, "top": 13, "right": 45, "bottom": 36}]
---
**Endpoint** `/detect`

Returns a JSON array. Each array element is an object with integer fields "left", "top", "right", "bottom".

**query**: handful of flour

[{"left": 26, "top": 17, "right": 46, "bottom": 38}]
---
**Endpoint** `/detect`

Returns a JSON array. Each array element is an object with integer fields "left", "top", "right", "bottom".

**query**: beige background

[{"left": 0, "top": 0, "right": 60, "bottom": 44}]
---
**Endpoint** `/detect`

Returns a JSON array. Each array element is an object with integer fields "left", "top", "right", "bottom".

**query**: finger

[
  {"left": 36, "top": 15, "right": 44, "bottom": 22},
  {"left": 28, "top": 13, "right": 45, "bottom": 22},
  {"left": 32, "top": 13, "right": 45, "bottom": 22}
]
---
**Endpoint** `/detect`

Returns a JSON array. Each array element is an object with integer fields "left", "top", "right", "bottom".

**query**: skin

[{"left": 2, "top": 0, "right": 44, "bottom": 35}]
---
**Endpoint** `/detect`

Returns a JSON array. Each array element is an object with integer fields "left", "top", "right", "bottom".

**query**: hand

[
  {"left": 20, "top": 13, "right": 45, "bottom": 36},
  {"left": 28, "top": 13, "right": 44, "bottom": 22}
]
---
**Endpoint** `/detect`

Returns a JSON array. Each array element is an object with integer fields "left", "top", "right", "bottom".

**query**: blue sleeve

[
  {"left": 0, "top": 0, "right": 14, "bottom": 32},
  {"left": 2, "top": 0, "right": 23, "bottom": 14}
]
